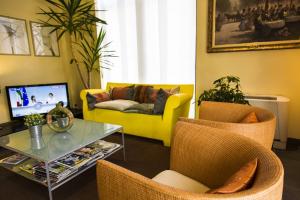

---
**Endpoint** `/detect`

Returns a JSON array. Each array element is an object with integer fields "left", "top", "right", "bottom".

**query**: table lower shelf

[{"left": 0, "top": 145, "right": 123, "bottom": 190}]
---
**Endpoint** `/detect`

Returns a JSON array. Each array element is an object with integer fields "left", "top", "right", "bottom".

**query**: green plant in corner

[
  {"left": 38, "top": 0, "right": 111, "bottom": 89},
  {"left": 198, "top": 76, "right": 249, "bottom": 106}
]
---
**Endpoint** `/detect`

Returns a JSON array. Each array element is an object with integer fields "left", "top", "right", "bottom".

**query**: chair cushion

[
  {"left": 95, "top": 100, "right": 139, "bottom": 111},
  {"left": 240, "top": 112, "right": 259, "bottom": 123},
  {"left": 207, "top": 158, "right": 258, "bottom": 194},
  {"left": 152, "top": 170, "right": 210, "bottom": 193}
]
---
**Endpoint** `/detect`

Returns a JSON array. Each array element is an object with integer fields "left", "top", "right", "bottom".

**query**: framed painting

[
  {"left": 0, "top": 15, "right": 30, "bottom": 55},
  {"left": 208, "top": 0, "right": 300, "bottom": 53},
  {"left": 30, "top": 21, "right": 60, "bottom": 57}
]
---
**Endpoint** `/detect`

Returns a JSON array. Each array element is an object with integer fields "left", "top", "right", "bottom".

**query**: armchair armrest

[{"left": 96, "top": 160, "right": 198, "bottom": 200}]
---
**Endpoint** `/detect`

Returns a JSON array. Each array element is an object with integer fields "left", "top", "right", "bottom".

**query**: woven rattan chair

[
  {"left": 192, "top": 101, "right": 276, "bottom": 149},
  {"left": 96, "top": 121, "right": 284, "bottom": 200}
]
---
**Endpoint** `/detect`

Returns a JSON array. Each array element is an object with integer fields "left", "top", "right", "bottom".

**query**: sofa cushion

[
  {"left": 240, "top": 112, "right": 259, "bottom": 123},
  {"left": 110, "top": 85, "right": 135, "bottom": 100},
  {"left": 153, "top": 89, "right": 173, "bottom": 115},
  {"left": 123, "top": 103, "right": 154, "bottom": 114},
  {"left": 86, "top": 92, "right": 111, "bottom": 110},
  {"left": 152, "top": 170, "right": 210, "bottom": 193},
  {"left": 134, "top": 85, "right": 153, "bottom": 103},
  {"left": 145, "top": 86, "right": 180, "bottom": 104},
  {"left": 207, "top": 158, "right": 258, "bottom": 194},
  {"left": 95, "top": 100, "right": 139, "bottom": 111}
]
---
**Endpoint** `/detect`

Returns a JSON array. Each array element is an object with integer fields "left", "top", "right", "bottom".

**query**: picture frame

[
  {"left": 0, "top": 15, "right": 30, "bottom": 55},
  {"left": 30, "top": 21, "right": 60, "bottom": 57},
  {"left": 208, "top": 0, "right": 300, "bottom": 53}
]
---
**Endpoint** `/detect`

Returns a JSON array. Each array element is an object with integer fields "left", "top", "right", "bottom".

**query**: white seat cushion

[
  {"left": 95, "top": 100, "right": 139, "bottom": 111},
  {"left": 152, "top": 170, "right": 210, "bottom": 193}
]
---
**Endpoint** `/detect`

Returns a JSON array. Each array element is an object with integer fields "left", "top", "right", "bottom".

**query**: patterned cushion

[
  {"left": 145, "top": 86, "right": 180, "bottom": 104},
  {"left": 240, "top": 112, "right": 259, "bottom": 123},
  {"left": 153, "top": 89, "right": 172, "bottom": 115},
  {"left": 145, "top": 88, "right": 160, "bottom": 103},
  {"left": 86, "top": 92, "right": 111, "bottom": 110},
  {"left": 134, "top": 85, "right": 153, "bottom": 103},
  {"left": 110, "top": 85, "right": 135, "bottom": 100},
  {"left": 206, "top": 158, "right": 258, "bottom": 194}
]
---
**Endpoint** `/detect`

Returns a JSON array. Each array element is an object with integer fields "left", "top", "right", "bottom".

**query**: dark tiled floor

[
  {"left": 274, "top": 143, "right": 300, "bottom": 200},
  {"left": 0, "top": 134, "right": 299, "bottom": 200}
]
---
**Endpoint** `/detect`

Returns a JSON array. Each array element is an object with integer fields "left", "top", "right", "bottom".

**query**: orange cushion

[
  {"left": 206, "top": 158, "right": 258, "bottom": 194},
  {"left": 240, "top": 112, "right": 259, "bottom": 123}
]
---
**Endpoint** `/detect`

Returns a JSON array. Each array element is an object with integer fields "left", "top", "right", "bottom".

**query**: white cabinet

[{"left": 246, "top": 95, "right": 289, "bottom": 150}]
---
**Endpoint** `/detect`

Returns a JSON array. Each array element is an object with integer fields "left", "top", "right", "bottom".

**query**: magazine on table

[
  {"left": 19, "top": 161, "right": 76, "bottom": 183},
  {"left": 1, "top": 154, "right": 28, "bottom": 165},
  {"left": 90, "top": 140, "right": 121, "bottom": 155}
]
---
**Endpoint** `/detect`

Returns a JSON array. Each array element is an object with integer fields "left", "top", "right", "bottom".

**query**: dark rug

[{"left": 0, "top": 133, "right": 299, "bottom": 200}]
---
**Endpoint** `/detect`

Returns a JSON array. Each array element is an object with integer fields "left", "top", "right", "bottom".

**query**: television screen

[{"left": 6, "top": 83, "right": 69, "bottom": 119}]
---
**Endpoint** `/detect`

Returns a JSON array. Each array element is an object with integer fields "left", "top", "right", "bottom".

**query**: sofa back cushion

[
  {"left": 134, "top": 85, "right": 153, "bottom": 103},
  {"left": 86, "top": 92, "right": 111, "bottom": 110},
  {"left": 110, "top": 85, "right": 135, "bottom": 100}
]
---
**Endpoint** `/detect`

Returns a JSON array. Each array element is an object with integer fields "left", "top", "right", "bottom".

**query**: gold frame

[
  {"left": 0, "top": 15, "right": 31, "bottom": 56},
  {"left": 30, "top": 21, "right": 60, "bottom": 57},
  {"left": 207, "top": 0, "right": 300, "bottom": 53}
]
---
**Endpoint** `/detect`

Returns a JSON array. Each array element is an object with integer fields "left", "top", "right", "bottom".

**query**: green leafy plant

[
  {"left": 24, "top": 114, "right": 45, "bottom": 127},
  {"left": 38, "top": 0, "right": 112, "bottom": 89},
  {"left": 77, "top": 27, "right": 115, "bottom": 88},
  {"left": 198, "top": 76, "right": 249, "bottom": 106}
]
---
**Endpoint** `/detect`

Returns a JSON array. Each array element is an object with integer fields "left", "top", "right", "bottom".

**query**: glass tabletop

[{"left": 0, "top": 119, "right": 122, "bottom": 163}]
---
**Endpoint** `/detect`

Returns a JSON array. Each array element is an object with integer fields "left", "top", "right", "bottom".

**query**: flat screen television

[{"left": 6, "top": 83, "right": 69, "bottom": 120}]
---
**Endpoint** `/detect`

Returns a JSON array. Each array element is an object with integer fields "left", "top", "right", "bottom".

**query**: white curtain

[{"left": 96, "top": 0, "right": 196, "bottom": 116}]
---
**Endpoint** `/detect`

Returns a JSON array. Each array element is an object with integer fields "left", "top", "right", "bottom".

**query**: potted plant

[
  {"left": 198, "top": 76, "right": 249, "bottom": 106},
  {"left": 24, "top": 114, "right": 45, "bottom": 138},
  {"left": 38, "top": 0, "right": 114, "bottom": 89}
]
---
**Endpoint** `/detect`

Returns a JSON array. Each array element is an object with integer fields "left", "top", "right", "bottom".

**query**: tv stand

[{"left": 0, "top": 120, "right": 26, "bottom": 137}]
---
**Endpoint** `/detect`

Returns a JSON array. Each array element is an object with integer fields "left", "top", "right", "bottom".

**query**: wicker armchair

[
  {"left": 96, "top": 121, "right": 284, "bottom": 200},
  {"left": 193, "top": 101, "right": 276, "bottom": 149}
]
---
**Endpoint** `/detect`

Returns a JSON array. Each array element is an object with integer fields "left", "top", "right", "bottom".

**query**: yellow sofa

[{"left": 80, "top": 82, "right": 194, "bottom": 146}]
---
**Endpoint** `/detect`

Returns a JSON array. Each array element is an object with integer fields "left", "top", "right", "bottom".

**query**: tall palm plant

[
  {"left": 78, "top": 27, "right": 115, "bottom": 88},
  {"left": 38, "top": 0, "right": 110, "bottom": 89}
]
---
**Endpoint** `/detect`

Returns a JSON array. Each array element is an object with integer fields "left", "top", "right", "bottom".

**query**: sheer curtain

[{"left": 96, "top": 0, "right": 196, "bottom": 116}]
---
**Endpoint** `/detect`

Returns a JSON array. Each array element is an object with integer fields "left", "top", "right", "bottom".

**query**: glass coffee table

[{"left": 0, "top": 119, "right": 125, "bottom": 200}]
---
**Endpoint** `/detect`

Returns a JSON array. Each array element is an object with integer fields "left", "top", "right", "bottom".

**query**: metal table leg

[
  {"left": 121, "top": 128, "right": 126, "bottom": 161},
  {"left": 45, "top": 162, "right": 53, "bottom": 200}
]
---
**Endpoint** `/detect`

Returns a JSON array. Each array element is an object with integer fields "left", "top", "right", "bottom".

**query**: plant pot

[
  {"left": 57, "top": 117, "right": 69, "bottom": 128},
  {"left": 31, "top": 137, "right": 45, "bottom": 150},
  {"left": 29, "top": 125, "right": 42, "bottom": 138}
]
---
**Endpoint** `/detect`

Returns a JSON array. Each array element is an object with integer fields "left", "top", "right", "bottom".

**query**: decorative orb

[{"left": 47, "top": 103, "right": 74, "bottom": 133}]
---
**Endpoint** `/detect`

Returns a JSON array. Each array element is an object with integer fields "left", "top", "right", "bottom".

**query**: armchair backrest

[
  {"left": 170, "top": 121, "right": 284, "bottom": 200},
  {"left": 199, "top": 101, "right": 274, "bottom": 123}
]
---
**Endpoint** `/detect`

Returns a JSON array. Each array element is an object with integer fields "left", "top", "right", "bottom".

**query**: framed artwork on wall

[
  {"left": 30, "top": 21, "right": 60, "bottom": 57},
  {"left": 0, "top": 15, "right": 30, "bottom": 55},
  {"left": 207, "top": 0, "right": 300, "bottom": 53}
]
